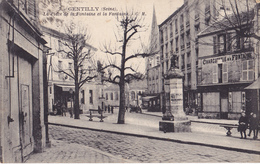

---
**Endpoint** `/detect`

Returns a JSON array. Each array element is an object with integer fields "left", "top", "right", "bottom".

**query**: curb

[
  {"left": 48, "top": 122, "right": 260, "bottom": 155},
  {"left": 141, "top": 113, "right": 237, "bottom": 125}
]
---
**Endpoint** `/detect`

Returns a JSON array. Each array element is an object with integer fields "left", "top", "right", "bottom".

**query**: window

[
  {"left": 165, "top": 27, "right": 168, "bottom": 41},
  {"left": 242, "top": 60, "right": 254, "bottom": 81},
  {"left": 115, "top": 92, "right": 118, "bottom": 100},
  {"left": 175, "top": 19, "right": 178, "bottom": 33},
  {"left": 181, "top": 54, "right": 185, "bottom": 69},
  {"left": 218, "top": 35, "right": 225, "bottom": 53},
  {"left": 49, "top": 87, "right": 52, "bottom": 94},
  {"left": 58, "top": 60, "right": 62, "bottom": 71},
  {"left": 81, "top": 90, "right": 85, "bottom": 104},
  {"left": 175, "top": 37, "right": 179, "bottom": 52},
  {"left": 213, "top": 36, "right": 217, "bottom": 54},
  {"left": 170, "top": 22, "right": 173, "bottom": 37},
  {"left": 89, "top": 90, "right": 93, "bottom": 104},
  {"left": 68, "top": 62, "right": 72, "bottom": 69},
  {"left": 181, "top": 34, "right": 185, "bottom": 50},
  {"left": 218, "top": 64, "right": 223, "bottom": 83},
  {"left": 131, "top": 91, "right": 135, "bottom": 101},
  {"left": 223, "top": 63, "right": 228, "bottom": 83},
  {"left": 110, "top": 92, "right": 113, "bottom": 100}
]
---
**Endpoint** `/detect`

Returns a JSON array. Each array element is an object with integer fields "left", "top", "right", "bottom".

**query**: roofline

[
  {"left": 159, "top": 4, "right": 185, "bottom": 28},
  {"left": 41, "top": 26, "right": 97, "bottom": 51}
]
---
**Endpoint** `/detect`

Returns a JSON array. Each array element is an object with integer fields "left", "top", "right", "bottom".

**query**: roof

[
  {"left": 159, "top": 4, "right": 185, "bottom": 28},
  {"left": 198, "top": 10, "right": 255, "bottom": 38},
  {"left": 104, "top": 84, "right": 119, "bottom": 91},
  {"left": 245, "top": 78, "right": 260, "bottom": 90},
  {"left": 129, "top": 80, "right": 147, "bottom": 90}
]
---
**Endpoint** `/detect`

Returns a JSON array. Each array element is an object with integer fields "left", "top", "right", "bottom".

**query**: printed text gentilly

[{"left": 67, "top": 7, "right": 117, "bottom": 12}]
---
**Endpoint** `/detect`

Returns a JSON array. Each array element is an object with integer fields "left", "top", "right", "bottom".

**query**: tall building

[
  {"left": 0, "top": 0, "right": 47, "bottom": 162},
  {"left": 158, "top": 0, "right": 236, "bottom": 114},
  {"left": 145, "top": 6, "right": 161, "bottom": 112}
]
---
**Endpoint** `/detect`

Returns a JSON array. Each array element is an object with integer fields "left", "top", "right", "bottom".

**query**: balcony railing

[{"left": 170, "top": 32, "right": 173, "bottom": 38}]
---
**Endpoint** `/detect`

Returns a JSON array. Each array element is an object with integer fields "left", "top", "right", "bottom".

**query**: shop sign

[{"left": 202, "top": 53, "right": 252, "bottom": 65}]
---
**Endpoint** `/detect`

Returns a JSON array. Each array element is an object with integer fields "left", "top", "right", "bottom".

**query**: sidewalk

[{"left": 47, "top": 109, "right": 260, "bottom": 154}]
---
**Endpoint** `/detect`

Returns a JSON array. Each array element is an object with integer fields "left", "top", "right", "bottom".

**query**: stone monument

[{"left": 159, "top": 55, "right": 191, "bottom": 133}]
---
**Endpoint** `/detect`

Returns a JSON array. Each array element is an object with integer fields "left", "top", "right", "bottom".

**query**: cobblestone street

[{"left": 26, "top": 125, "right": 259, "bottom": 163}]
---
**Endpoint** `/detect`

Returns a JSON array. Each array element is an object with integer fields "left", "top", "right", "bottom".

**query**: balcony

[
  {"left": 170, "top": 32, "right": 173, "bottom": 38},
  {"left": 176, "top": 47, "right": 179, "bottom": 53},
  {"left": 175, "top": 29, "right": 178, "bottom": 35}
]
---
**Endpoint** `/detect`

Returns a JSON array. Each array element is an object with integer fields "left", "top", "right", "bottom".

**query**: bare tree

[
  {"left": 194, "top": 0, "right": 258, "bottom": 46},
  {"left": 57, "top": 24, "right": 97, "bottom": 119},
  {"left": 101, "top": 9, "right": 156, "bottom": 124}
]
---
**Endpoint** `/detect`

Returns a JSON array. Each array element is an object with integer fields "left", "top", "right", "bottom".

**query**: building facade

[
  {"left": 42, "top": 26, "right": 100, "bottom": 114},
  {"left": 197, "top": 4, "right": 260, "bottom": 119},
  {"left": 158, "top": 0, "right": 241, "bottom": 114},
  {"left": 0, "top": 0, "right": 47, "bottom": 162}
]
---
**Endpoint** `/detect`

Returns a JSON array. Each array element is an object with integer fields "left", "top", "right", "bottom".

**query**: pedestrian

[
  {"left": 61, "top": 103, "right": 66, "bottom": 116},
  {"left": 98, "top": 106, "right": 101, "bottom": 114},
  {"left": 108, "top": 105, "right": 110, "bottom": 113},
  {"left": 56, "top": 100, "right": 62, "bottom": 115},
  {"left": 104, "top": 105, "right": 107, "bottom": 113},
  {"left": 125, "top": 106, "right": 128, "bottom": 112},
  {"left": 248, "top": 112, "right": 254, "bottom": 137},
  {"left": 238, "top": 112, "right": 248, "bottom": 139},
  {"left": 248, "top": 113, "right": 259, "bottom": 139},
  {"left": 111, "top": 106, "right": 114, "bottom": 114}
]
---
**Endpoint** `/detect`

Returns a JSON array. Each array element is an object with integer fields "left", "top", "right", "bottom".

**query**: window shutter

[
  {"left": 213, "top": 65, "right": 218, "bottom": 83},
  {"left": 222, "top": 63, "right": 228, "bottom": 83},
  {"left": 27, "top": 0, "right": 36, "bottom": 19},
  {"left": 213, "top": 36, "right": 217, "bottom": 54}
]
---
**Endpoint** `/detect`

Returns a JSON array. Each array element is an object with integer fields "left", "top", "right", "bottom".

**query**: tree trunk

[
  {"left": 117, "top": 82, "right": 126, "bottom": 124},
  {"left": 74, "top": 60, "right": 80, "bottom": 119},
  {"left": 74, "top": 81, "right": 80, "bottom": 119}
]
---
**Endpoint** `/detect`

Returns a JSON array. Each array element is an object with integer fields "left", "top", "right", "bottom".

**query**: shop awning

[
  {"left": 142, "top": 96, "right": 158, "bottom": 101},
  {"left": 55, "top": 84, "right": 75, "bottom": 92},
  {"left": 245, "top": 78, "right": 260, "bottom": 90}
]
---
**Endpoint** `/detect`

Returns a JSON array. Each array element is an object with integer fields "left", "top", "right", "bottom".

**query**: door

[
  {"left": 220, "top": 91, "right": 228, "bottom": 119},
  {"left": 19, "top": 57, "right": 33, "bottom": 160},
  {"left": 20, "top": 85, "right": 31, "bottom": 146}
]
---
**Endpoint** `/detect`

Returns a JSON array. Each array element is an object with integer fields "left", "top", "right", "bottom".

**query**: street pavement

[{"left": 25, "top": 108, "right": 260, "bottom": 163}]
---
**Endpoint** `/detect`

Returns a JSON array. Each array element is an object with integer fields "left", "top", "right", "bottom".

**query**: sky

[{"left": 39, "top": 0, "right": 184, "bottom": 74}]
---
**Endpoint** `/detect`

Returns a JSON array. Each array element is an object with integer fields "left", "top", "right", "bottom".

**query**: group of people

[
  {"left": 238, "top": 112, "right": 259, "bottom": 139},
  {"left": 104, "top": 105, "right": 114, "bottom": 114},
  {"left": 53, "top": 101, "right": 73, "bottom": 118}
]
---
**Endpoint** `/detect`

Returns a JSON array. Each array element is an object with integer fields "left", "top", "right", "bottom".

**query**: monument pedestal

[{"left": 159, "top": 120, "right": 191, "bottom": 133}]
